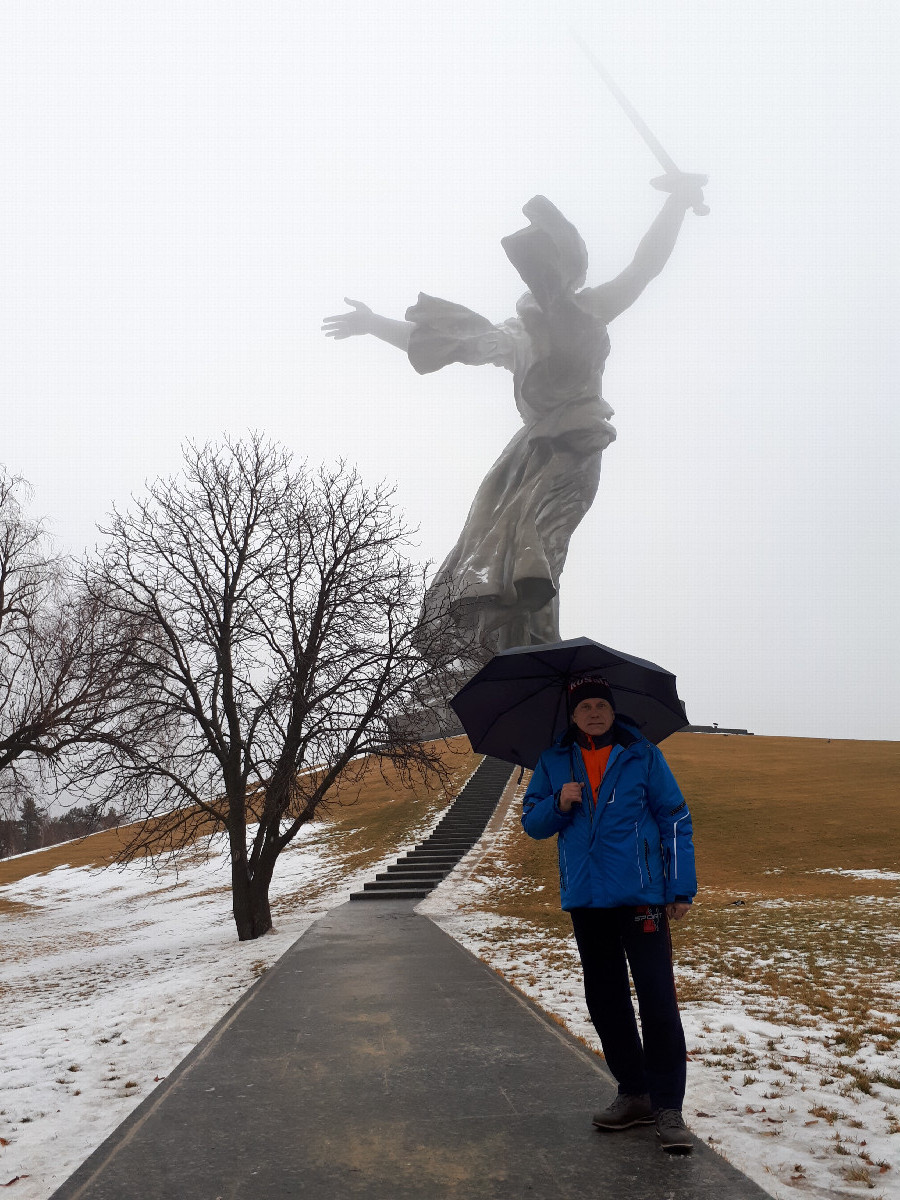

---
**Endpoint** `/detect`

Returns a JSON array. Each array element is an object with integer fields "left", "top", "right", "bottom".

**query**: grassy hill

[
  {"left": 0, "top": 738, "right": 480, "bottom": 901},
  {"left": 489, "top": 733, "right": 900, "bottom": 931},
  {"left": 418, "top": 733, "right": 900, "bottom": 1197},
  {"left": 6, "top": 731, "right": 897, "bottom": 902},
  {"left": 662, "top": 733, "right": 900, "bottom": 898},
  {"left": 3, "top": 732, "right": 896, "bottom": 1197},
  {"left": 444, "top": 732, "right": 900, "bottom": 1095},
  {"left": 6, "top": 731, "right": 898, "bottom": 1026}
]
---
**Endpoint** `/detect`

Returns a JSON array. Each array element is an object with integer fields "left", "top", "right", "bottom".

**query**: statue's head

[{"left": 501, "top": 196, "right": 588, "bottom": 307}]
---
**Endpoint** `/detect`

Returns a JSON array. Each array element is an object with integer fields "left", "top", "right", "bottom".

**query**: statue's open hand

[{"left": 322, "top": 298, "right": 374, "bottom": 339}]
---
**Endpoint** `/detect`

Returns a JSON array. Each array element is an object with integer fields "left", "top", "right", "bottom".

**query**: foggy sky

[{"left": 1, "top": 0, "right": 898, "bottom": 740}]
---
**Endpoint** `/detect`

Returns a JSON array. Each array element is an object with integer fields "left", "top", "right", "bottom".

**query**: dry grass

[
  {"left": 0, "top": 738, "right": 480, "bottom": 892},
  {"left": 472, "top": 733, "right": 900, "bottom": 918},
  {"left": 6, "top": 731, "right": 897, "bottom": 1030},
  {"left": 662, "top": 734, "right": 900, "bottom": 1036},
  {"left": 444, "top": 733, "right": 900, "bottom": 1194},
  {"left": 660, "top": 733, "right": 900, "bottom": 898},
  {"left": 452, "top": 733, "right": 900, "bottom": 1041}
]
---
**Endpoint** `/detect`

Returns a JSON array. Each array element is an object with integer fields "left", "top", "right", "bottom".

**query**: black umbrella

[{"left": 449, "top": 637, "right": 688, "bottom": 769}]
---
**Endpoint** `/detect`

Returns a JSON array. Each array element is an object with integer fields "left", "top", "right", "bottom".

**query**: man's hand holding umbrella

[{"left": 558, "top": 781, "right": 585, "bottom": 812}]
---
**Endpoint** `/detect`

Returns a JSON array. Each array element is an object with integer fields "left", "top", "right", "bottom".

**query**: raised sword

[{"left": 570, "top": 30, "right": 709, "bottom": 216}]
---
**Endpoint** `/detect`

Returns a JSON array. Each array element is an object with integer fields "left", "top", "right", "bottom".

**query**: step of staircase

[
  {"left": 362, "top": 878, "right": 440, "bottom": 892},
  {"left": 391, "top": 853, "right": 451, "bottom": 864},
  {"left": 425, "top": 832, "right": 485, "bottom": 841},
  {"left": 401, "top": 848, "right": 465, "bottom": 859},
  {"left": 349, "top": 756, "right": 514, "bottom": 901},
  {"left": 376, "top": 871, "right": 446, "bottom": 882},
  {"left": 432, "top": 819, "right": 494, "bottom": 828},
  {"left": 352, "top": 888, "right": 432, "bottom": 901},
  {"left": 395, "top": 861, "right": 458, "bottom": 872},
  {"left": 383, "top": 861, "right": 450, "bottom": 873}
]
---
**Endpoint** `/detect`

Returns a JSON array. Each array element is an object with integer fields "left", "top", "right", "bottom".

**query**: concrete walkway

[{"left": 52, "top": 901, "right": 770, "bottom": 1199}]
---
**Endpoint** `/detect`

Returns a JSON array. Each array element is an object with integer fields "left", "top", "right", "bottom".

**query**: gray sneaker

[
  {"left": 592, "top": 1093, "right": 653, "bottom": 1130},
  {"left": 655, "top": 1107, "right": 693, "bottom": 1153}
]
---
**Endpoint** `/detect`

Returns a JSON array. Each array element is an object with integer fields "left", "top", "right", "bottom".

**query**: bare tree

[
  {"left": 79, "top": 435, "right": 459, "bottom": 941},
  {"left": 0, "top": 469, "right": 52, "bottom": 816},
  {"left": 0, "top": 469, "right": 141, "bottom": 832}
]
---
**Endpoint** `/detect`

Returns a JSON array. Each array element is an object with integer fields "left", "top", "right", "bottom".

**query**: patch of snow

[
  {"left": 4, "top": 778, "right": 897, "bottom": 1200},
  {"left": 420, "top": 797, "right": 900, "bottom": 1200},
  {"left": 0, "top": 820, "right": 419, "bottom": 1198},
  {"left": 815, "top": 868, "right": 900, "bottom": 881}
]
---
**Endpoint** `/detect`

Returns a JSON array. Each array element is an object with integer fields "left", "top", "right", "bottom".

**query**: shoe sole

[
  {"left": 657, "top": 1131, "right": 694, "bottom": 1153},
  {"left": 592, "top": 1115, "right": 654, "bottom": 1130}
]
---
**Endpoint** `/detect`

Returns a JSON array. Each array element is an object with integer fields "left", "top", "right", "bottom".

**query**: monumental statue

[{"left": 323, "top": 173, "right": 706, "bottom": 663}]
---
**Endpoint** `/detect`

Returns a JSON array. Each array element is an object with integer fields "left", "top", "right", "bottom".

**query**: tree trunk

[{"left": 231, "top": 860, "right": 274, "bottom": 941}]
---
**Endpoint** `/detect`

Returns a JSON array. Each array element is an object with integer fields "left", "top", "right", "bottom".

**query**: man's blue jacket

[{"left": 521, "top": 722, "right": 697, "bottom": 910}]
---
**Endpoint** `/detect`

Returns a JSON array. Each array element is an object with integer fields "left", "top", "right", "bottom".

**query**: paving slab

[{"left": 51, "top": 900, "right": 770, "bottom": 1199}]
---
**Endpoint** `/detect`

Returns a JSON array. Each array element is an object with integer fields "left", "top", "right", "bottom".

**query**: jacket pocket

[
  {"left": 558, "top": 840, "right": 569, "bottom": 892},
  {"left": 643, "top": 838, "right": 653, "bottom": 885}
]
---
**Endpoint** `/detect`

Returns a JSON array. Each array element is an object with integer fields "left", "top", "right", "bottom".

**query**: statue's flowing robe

[{"left": 407, "top": 288, "right": 616, "bottom": 654}]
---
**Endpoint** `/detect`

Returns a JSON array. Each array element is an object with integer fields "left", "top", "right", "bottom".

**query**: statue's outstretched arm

[
  {"left": 322, "top": 298, "right": 413, "bottom": 352},
  {"left": 587, "top": 176, "right": 706, "bottom": 322}
]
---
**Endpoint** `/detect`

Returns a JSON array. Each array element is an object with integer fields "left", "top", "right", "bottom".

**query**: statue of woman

[{"left": 323, "top": 176, "right": 705, "bottom": 660}]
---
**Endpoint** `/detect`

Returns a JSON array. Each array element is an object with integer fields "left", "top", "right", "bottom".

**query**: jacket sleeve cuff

[{"left": 552, "top": 791, "right": 573, "bottom": 821}]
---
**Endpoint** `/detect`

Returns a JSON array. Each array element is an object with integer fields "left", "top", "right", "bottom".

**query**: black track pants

[{"left": 569, "top": 905, "right": 687, "bottom": 1111}]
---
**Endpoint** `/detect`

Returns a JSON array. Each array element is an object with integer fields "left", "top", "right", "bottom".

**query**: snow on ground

[
  {"left": 815, "top": 869, "right": 900, "bottom": 882},
  {"left": 0, "top": 818, "right": 431, "bottom": 1198},
  {"left": 419, "top": 803, "right": 900, "bottom": 1200},
  {"left": 3, "top": 782, "right": 897, "bottom": 1199}
]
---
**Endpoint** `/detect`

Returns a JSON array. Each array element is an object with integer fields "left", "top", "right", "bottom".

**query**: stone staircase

[{"left": 349, "top": 756, "right": 515, "bottom": 901}]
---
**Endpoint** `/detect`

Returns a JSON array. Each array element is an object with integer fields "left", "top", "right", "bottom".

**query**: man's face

[{"left": 572, "top": 697, "right": 615, "bottom": 738}]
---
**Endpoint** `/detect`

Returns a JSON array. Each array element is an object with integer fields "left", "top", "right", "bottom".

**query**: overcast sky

[{"left": 1, "top": 1, "right": 898, "bottom": 741}]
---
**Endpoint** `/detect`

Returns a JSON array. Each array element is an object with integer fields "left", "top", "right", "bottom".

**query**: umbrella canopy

[{"left": 450, "top": 637, "right": 688, "bottom": 769}]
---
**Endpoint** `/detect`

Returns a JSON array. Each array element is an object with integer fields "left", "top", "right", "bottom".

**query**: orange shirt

[{"left": 581, "top": 742, "right": 613, "bottom": 805}]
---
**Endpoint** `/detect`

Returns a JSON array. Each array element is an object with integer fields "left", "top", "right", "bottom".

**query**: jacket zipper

[
  {"left": 569, "top": 746, "right": 593, "bottom": 826},
  {"left": 586, "top": 744, "right": 635, "bottom": 824}
]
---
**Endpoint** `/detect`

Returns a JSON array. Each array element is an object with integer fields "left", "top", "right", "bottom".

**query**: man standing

[{"left": 521, "top": 674, "right": 697, "bottom": 1153}]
